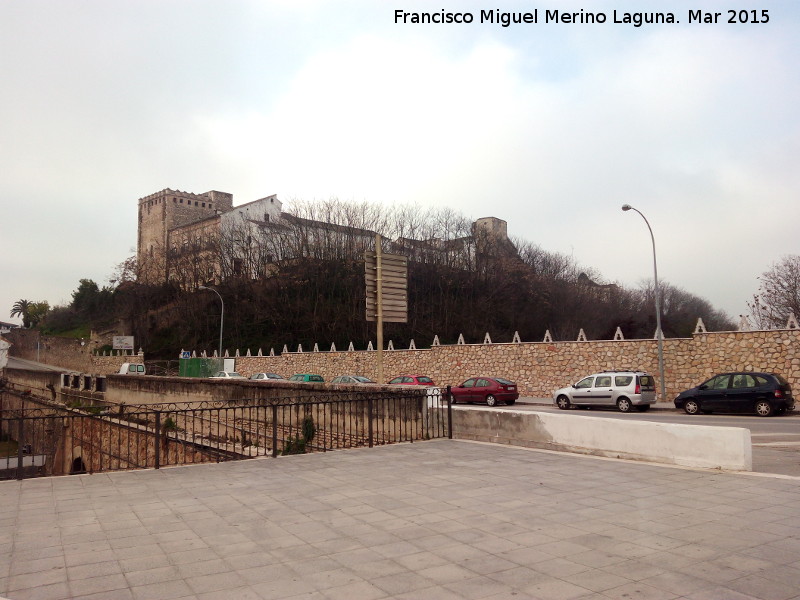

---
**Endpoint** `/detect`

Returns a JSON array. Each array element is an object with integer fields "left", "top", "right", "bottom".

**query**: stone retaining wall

[
  {"left": 5, "top": 329, "right": 142, "bottom": 374},
  {"left": 219, "top": 330, "right": 799, "bottom": 400}
]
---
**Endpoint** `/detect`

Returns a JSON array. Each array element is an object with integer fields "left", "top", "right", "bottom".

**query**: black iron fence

[{"left": 0, "top": 387, "right": 452, "bottom": 481}]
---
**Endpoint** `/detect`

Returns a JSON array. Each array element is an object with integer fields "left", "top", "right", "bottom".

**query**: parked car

[
  {"left": 249, "top": 372, "right": 284, "bottom": 381},
  {"left": 118, "top": 363, "right": 145, "bottom": 375},
  {"left": 553, "top": 371, "right": 656, "bottom": 412},
  {"left": 674, "top": 372, "right": 795, "bottom": 417},
  {"left": 288, "top": 374, "right": 325, "bottom": 382},
  {"left": 387, "top": 375, "right": 436, "bottom": 386},
  {"left": 450, "top": 377, "right": 518, "bottom": 406},
  {"left": 210, "top": 371, "right": 246, "bottom": 379},
  {"left": 330, "top": 375, "right": 376, "bottom": 384}
]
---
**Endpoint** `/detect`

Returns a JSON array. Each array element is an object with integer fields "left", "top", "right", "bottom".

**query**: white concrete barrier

[{"left": 452, "top": 408, "right": 752, "bottom": 471}]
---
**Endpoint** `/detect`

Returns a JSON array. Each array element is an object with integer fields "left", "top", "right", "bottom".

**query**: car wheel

[
  {"left": 556, "top": 395, "right": 571, "bottom": 410},
  {"left": 617, "top": 397, "right": 632, "bottom": 413},
  {"left": 506, "top": 399, "right": 516, "bottom": 406},
  {"left": 486, "top": 394, "right": 497, "bottom": 407},
  {"left": 755, "top": 401, "right": 773, "bottom": 417},
  {"left": 635, "top": 405, "right": 650, "bottom": 412},
  {"left": 684, "top": 400, "right": 700, "bottom": 415}
]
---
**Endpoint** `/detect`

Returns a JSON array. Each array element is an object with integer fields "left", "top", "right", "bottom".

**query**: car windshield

[
  {"left": 417, "top": 377, "right": 433, "bottom": 383},
  {"left": 495, "top": 378, "right": 514, "bottom": 385},
  {"left": 353, "top": 376, "right": 372, "bottom": 383},
  {"left": 230, "top": 372, "right": 242, "bottom": 377}
]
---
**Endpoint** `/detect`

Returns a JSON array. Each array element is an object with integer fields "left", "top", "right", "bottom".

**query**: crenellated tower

[{"left": 137, "top": 188, "right": 233, "bottom": 284}]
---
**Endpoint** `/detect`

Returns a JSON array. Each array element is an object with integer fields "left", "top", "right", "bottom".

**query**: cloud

[{"left": 1, "top": 0, "right": 799, "bottom": 324}]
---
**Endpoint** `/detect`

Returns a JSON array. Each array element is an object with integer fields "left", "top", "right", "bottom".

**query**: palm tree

[{"left": 10, "top": 299, "right": 32, "bottom": 328}]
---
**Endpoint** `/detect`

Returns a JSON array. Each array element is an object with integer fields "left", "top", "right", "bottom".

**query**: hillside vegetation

[{"left": 36, "top": 201, "right": 735, "bottom": 359}]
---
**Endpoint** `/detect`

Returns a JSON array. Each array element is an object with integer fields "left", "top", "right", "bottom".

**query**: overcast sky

[{"left": 2, "top": 1, "right": 798, "bottom": 333}]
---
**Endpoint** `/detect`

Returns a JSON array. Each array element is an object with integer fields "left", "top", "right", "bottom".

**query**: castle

[{"left": 136, "top": 188, "right": 514, "bottom": 288}]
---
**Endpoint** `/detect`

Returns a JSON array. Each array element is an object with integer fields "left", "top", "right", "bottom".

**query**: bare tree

[{"left": 749, "top": 255, "right": 800, "bottom": 328}]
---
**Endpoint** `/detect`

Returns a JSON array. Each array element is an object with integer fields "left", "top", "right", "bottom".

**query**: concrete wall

[
  {"left": 214, "top": 329, "right": 800, "bottom": 400},
  {"left": 451, "top": 407, "right": 753, "bottom": 471}
]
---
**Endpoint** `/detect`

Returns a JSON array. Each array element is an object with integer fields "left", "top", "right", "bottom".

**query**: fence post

[
  {"left": 368, "top": 398, "right": 374, "bottom": 448},
  {"left": 446, "top": 386, "right": 453, "bottom": 439},
  {"left": 154, "top": 411, "right": 161, "bottom": 470},
  {"left": 16, "top": 415, "right": 24, "bottom": 481},
  {"left": 272, "top": 405, "right": 278, "bottom": 458}
]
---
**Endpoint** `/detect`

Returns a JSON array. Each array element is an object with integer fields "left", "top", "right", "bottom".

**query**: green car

[{"left": 288, "top": 373, "right": 324, "bottom": 382}]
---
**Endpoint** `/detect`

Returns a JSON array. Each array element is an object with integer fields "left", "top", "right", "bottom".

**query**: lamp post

[
  {"left": 621, "top": 204, "right": 667, "bottom": 403},
  {"left": 198, "top": 285, "right": 224, "bottom": 360}
]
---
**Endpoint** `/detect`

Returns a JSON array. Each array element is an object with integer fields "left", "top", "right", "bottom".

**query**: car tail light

[
  {"left": 774, "top": 389, "right": 784, "bottom": 398},
  {"left": 635, "top": 383, "right": 641, "bottom": 394}
]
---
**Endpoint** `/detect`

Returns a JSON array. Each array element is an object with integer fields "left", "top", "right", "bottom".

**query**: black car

[{"left": 674, "top": 372, "right": 794, "bottom": 417}]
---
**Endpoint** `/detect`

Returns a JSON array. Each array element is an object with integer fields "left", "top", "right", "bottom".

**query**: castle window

[
  {"left": 180, "top": 199, "right": 183, "bottom": 203},
  {"left": 195, "top": 201, "right": 198, "bottom": 206},
  {"left": 202, "top": 203, "right": 206, "bottom": 208},
  {"left": 173, "top": 198, "right": 177, "bottom": 203},
  {"left": 233, "top": 258, "right": 243, "bottom": 275}
]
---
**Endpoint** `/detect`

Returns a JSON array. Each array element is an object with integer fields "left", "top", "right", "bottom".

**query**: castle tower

[
  {"left": 137, "top": 188, "right": 233, "bottom": 284},
  {"left": 472, "top": 216, "right": 509, "bottom": 239}
]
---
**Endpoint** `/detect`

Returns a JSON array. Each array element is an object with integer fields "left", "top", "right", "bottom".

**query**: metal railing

[{"left": 0, "top": 387, "right": 452, "bottom": 481}]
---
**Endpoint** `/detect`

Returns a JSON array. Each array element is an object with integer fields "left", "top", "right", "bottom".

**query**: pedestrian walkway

[{"left": 1, "top": 440, "right": 799, "bottom": 599}]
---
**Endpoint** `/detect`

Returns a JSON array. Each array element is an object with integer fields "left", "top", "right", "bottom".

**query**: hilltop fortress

[{"left": 137, "top": 188, "right": 514, "bottom": 288}]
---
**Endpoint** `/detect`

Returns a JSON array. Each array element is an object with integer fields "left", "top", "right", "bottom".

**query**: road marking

[{"left": 753, "top": 442, "right": 800, "bottom": 447}]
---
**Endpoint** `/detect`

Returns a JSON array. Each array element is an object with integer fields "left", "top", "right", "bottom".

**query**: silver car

[
  {"left": 331, "top": 375, "right": 376, "bottom": 384},
  {"left": 553, "top": 371, "right": 656, "bottom": 412}
]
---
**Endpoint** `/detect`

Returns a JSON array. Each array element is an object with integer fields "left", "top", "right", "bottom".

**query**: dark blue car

[{"left": 674, "top": 372, "right": 794, "bottom": 417}]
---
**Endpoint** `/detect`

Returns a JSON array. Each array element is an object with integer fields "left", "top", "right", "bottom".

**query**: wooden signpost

[{"left": 365, "top": 235, "right": 408, "bottom": 383}]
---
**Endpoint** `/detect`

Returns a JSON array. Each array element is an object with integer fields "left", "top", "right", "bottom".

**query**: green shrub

[{"left": 281, "top": 415, "right": 316, "bottom": 455}]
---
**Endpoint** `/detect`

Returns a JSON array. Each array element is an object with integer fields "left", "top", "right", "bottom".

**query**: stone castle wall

[{"left": 215, "top": 329, "right": 799, "bottom": 400}]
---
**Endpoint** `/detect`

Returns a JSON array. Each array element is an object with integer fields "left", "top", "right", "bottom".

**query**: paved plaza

[{"left": 1, "top": 439, "right": 800, "bottom": 600}]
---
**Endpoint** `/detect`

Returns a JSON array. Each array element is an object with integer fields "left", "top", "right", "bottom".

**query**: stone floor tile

[{"left": 726, "top": 573, "right": 800, "bottom": 600}]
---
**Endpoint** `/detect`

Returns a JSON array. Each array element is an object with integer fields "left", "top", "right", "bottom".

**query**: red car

[
  {"left": 388, "top": 375, "right": 436, "bottom": 386},
  {"left": 450, "top": 377, "right": 518, "bottom": 406}
]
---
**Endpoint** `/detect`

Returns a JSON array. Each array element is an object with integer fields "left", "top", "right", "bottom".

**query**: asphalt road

[
  {"left": 5, "top": 356, "right": 71, "bottom": 372},
  {"left": 517, "top": 402, "right": 800, "bottom": 478}
]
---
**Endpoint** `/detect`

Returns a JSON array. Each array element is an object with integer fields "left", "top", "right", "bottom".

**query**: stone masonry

[{"left": 214, "top": 329, "right": 799, "bottom": 400}]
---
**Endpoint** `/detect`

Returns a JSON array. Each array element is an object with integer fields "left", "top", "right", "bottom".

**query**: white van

[{"left": 118, "top": 363, "right": 146, "bottom": 375}]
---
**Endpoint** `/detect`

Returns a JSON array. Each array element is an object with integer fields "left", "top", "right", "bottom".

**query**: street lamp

[
  {"left": 621, "top": 204, "right": 667, "bottom": 403},
  {"left": 198, "top": 285, "right": 224, "bottom": 360}
]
